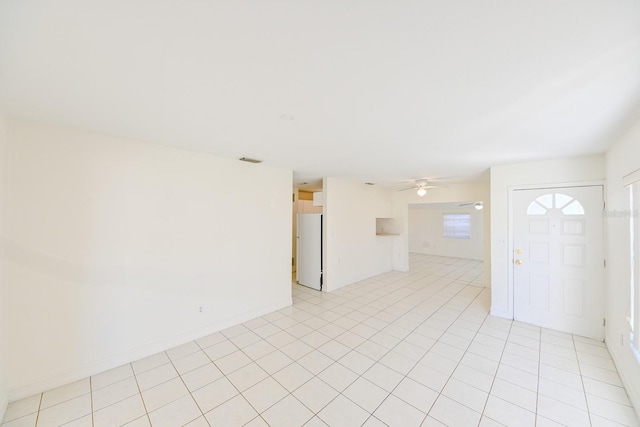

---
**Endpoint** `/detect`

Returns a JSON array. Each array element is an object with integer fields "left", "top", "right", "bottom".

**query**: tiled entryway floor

[{"left": 3, "top": 254, "right": 639, "bottom": 426}]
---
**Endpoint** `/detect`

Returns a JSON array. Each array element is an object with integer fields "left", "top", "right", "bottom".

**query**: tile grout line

[
  {"left": 358, "top": 280, "right": 490, "bottom": 426},
  {"left": 199, "top": 331, "right": 282, "bottom": 425},
  {"left": 288, "top": 260, "right": 484, "bottom": 424},
  {"left": 535, "top": 326, "right": 541, "bottom": 427},
  {"left": 17, "top": 256, "right": 632, "bottom": 427},
  {"left": 231, "top": 331, "right": 317, "bottom": 426},
  {"left": 89, "top": 377, "right": 94, "bottom": 427},
  {"left": 182, "top": 306, "right": 307, "bottom": 424},
  {"left": 3, "top": 257, "right": 476, "bottom": 427},
  {"left": 289, "top": 258, "right": 484, "bottom": 423},
  {"left": 130, "top": 361, "right": 155, "bottom": 427},
  {"left": 537, "top": 335, "right": 608, "bottom": 414},
  {"left": 413, "top": 287, "right": 493, "bottom": 425},
  {"left": 165, "top": 345, "right": 213, "bottom": 427},
  {"left": 335, "top": 273, "right": 468, "bottom": 422},
  {"left": 205, "top": 321, "right": 296, "bottom": 426},
  {"left": 477, "top": 317, "right": 515, "bottom": 426},
  {"left": 201, "top": 332, "right": 276, "bottom": 425},
  {"left": 34, "top": 393, "right": 43, "bottom": 427},
  {"left": 573, "top": 334, "right": 594, "bottom": 426},
  {"left": 428, "top": 293, "right": 498, "bottom": 424}
]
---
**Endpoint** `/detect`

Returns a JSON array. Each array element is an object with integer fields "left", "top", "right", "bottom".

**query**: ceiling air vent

[{"left": 239, "top": 157, "right": 262, "bottom": 164}]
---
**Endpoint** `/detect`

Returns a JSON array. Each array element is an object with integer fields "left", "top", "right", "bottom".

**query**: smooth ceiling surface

[{"left": 1, "top": 1, "right": 640, "bottom": 187}]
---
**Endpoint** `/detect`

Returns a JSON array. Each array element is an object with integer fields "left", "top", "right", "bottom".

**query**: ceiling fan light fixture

[
  {"left": 417, "top": 188, "right": 427, "bottom": 197},
  {"left": 475, "top": 202, "right": 483, "bottom": 210}
]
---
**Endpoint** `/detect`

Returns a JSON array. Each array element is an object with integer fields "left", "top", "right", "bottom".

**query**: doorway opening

[
  {"left": 292, "top": 184, "right": 323, "bottom": 290},
  {"left": 408, "top": 201, "right": 485, "bottom": 262}
]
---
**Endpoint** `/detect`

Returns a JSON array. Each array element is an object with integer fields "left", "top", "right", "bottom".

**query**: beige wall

[
  {"left": 323, "top": 178, "right": 394, "bottom": 291},
  {"left": 5, "top": 119, "right": 293, "bottom": 400}
]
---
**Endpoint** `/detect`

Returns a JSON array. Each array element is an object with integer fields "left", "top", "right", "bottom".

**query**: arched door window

[{"left": 526, "top": 193, "right": 585, "bottom": 216}]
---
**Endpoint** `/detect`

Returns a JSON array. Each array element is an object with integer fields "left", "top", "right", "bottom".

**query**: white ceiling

[{"left": 1, "top": 1, "right": 640, "bottom": 189}]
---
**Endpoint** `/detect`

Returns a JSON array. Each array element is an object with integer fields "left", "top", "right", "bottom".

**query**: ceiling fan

[
  {"left": 398, "top": 179, "right": 445, "bottom": 197},
  {"left": 460, "top": 201, "right": 484, "bottom": 210}
]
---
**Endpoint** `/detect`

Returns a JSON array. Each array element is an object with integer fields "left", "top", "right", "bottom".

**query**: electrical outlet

[{"left": 199, "top": 306, "right": 204, "bottom": 313}]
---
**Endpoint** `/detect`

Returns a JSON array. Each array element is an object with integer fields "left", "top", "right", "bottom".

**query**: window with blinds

[{"left": 442, "top": 213, "right": 471, "bottom": 239}]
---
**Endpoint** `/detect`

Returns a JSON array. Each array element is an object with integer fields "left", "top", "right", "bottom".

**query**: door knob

[{"left": 514, "top": 259, "right": 523, "bottom": 265}]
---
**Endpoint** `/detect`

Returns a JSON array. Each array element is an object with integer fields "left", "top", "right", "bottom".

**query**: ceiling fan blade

[
  {"left": 398, "top": 186, "right": 417, "bottom": 191},
  {"left": 459, "top": 202, "right": 475, "bottom": 206}
]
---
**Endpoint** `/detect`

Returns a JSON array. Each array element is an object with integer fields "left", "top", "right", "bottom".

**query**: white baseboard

[
  {"left": 8, "top": 298, "right": 292, "bottom": 402},
  {"left": 489, "top": 308, "right": 512, "bottom": 320},
  {"left": 0, "top": 388, "right": 8, "bottom": 424},
  {"left": 607, "top": 339, "right": 640, "bottom": 423}
]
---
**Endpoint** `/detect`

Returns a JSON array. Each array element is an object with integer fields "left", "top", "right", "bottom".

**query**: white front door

[{"left": 513, "top": 186, "right": 604, "bottom": 339}]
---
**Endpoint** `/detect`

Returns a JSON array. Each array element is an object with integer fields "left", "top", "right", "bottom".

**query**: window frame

[
  {"left": 442, "top": 213, "right": 472, "bottom": 239},
  {"left": 624, "top": 168, "right": 640, "bottom": 359},
  {"left": 630, "top": 182, "right": 640, "bottom": 351}
]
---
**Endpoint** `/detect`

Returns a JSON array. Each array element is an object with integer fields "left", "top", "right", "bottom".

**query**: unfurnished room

[{"left": 1, "top": 1, "right": 640, "bottom": 426}]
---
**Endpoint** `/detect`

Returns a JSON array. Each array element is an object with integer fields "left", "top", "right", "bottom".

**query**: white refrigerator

[{"left": 296, "top": 213, "right": 322, "bottom": 290}]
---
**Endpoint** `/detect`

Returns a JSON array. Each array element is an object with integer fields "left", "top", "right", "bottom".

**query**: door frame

[{"left": 507, "top": 180, "right": 606, "bottom": 325}]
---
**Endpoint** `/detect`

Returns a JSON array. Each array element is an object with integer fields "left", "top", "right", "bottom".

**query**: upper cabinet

[
  {"left": 313, "top": 191, "right": 323, "bottom": 207},
  {"left": 296, "top": 190, "right": 323, "bottom": 213}
]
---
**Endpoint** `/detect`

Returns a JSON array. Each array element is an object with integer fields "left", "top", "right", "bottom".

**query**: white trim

[
  {"left": 629, "top": 182, "right": 640, "bottom": 351},
  {"left": 507, "top": 180, "right": 606, "bottom": 192},
  {"left": 609, "top": 335, "right": 640, "bottom": 423},
  {"left": 490, "top": 307, "right": 512, "bottom": 320},
  {"left": 630, "top": 334, "right": 640, "bottom": 365},
  {"left": 0, "top": 389, "right": 8, "bottom": 425},
  {"left": 8, "top": 298, "right": 292, "bottom": 402},
  {"left": 624, "top": 168, "right": 640, "bottom": 187}
]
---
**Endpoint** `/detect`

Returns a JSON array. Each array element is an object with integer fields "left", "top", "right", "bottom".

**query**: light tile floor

[{"left": 3, "top": 254, "right": 639, "bottom": 426}]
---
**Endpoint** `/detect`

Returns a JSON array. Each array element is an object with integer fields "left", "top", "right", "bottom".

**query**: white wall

[
  {"left": 392, "top": 178, "right": 491, "bottom": 285},
  {"left": 604, "top": 117, "right": 640, "bottom": 418},
  {"left": 323, "top": 178, "right": 394, "bottom": 292},
  {"left": 5, "top": 120, "right": 293, "bottom": 400},
  {"left": 409, "top": 206, "right": 484, "bottom": 260},
  {"left": 0, "top": 114, "right": 9, "bottom": 421},
  {"left": 489, "top": 154, "right": 605, "bottom": 319}
]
